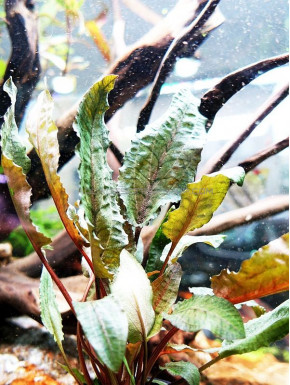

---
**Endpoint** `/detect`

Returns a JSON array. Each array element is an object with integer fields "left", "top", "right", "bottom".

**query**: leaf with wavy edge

[
  {"left": 26, "top": 89, "right": 86, "bottom": 250},
  {"left": 1, "top": 78, "right": 50, "bottom": 250},
  {"left": 118, "top": 89, "right": 207, "bottom": 226},
  {"left": 219, "top": 299, "right": 289, "bottom": 358},
  {"left": 73, "top": 75, "right": 128, "bottom": 278},
  {"left": 74, "top": 295, "right": 128, "bottom": 372},
  {"left": 160, "top": 361, "right": 200, "bottom": 385},
  {"left": 110, "top": 250, "right": 155, "bottom": 343},
  {"left": 211, "top": 233, "right": 289, "bottom": 304},
  {"left": 149, "top": 263, "right": 182, "bottom": 337},
  {"left": 164, "top": 294, "right": 245, "bottom": 340},
  {"left": 162, "top": 167, "right": 245, "bottom": 245}
]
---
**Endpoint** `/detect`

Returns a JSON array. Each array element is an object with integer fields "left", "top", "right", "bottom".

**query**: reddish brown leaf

[{"left": 211, "top": 233, "right": 289, "bottom": 304}]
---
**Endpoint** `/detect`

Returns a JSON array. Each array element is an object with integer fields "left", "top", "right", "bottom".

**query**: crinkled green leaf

[
  {"left": 162, "top": 167, "right": 245, "bottom": 244},
  {"left": 73, "top": 295, "right": 128, "bottom": 372},
  {"left": 110, "top": 250, "right": 155, "bottom": 343},
  {"left": 149, "top": 263, "right": 182, "bottom": 337},
  {"left": 40, "top": 267, "right": 64, "bottom": 352},
  {"left": 118, "top": 89, "right": 207, "bottom": 226},
  {"left": 161, "top": 234, "right": 226, "bottom": 264},
  {"left": 160, "top": 361, "right": 200, "bottom": 385},
  {"left": 26, "top": 89, "right": 86, "bottom": 250},
  {"left": 211, "top": 233, "right": 289, "bottom": 304},
  {"left": 74, "top": 75, "right": 128, "bottom": 278},
  {"left": 1, "top": 78, "right": 30, "bottom": 174},
  {"left": 164, "top": 294, "right": 245, "bottom": 340},
  {"left": 219, "top": 299, "right": 289, "bottom": 358}
]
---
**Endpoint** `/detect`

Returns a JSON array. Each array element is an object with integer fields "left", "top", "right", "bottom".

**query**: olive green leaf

[
  {"left": 73, "top": 75, "right": 128, "bottom": 278},
  {"left": 219, "top": 299, "right": 289, "bottom": 358},
  {"left": 110, "top": 250, "right": 155, "bottom": 343},
  {"left": 162, "top": 167, "right": 245, "bottom": 245},
  {"left": 26, "top": 88, "right": 86, "bottom": 250},
  {"left": 211, "top": 233, "right": 289, "bottom": 304},
  {"left": 118, "top": 89, "right": 207, "bottom": 226},
  {"left": 149, "top": 263, "right": 182, "bottom": 337},
  {"left": 160, "top": 361, "right": 200, "bottom": 385},
  {"left": 164, "top": 294, "right": 245, "bottom": 340},
  {"left": 73, "top": 295, "right": 128, "bottom": 372}
]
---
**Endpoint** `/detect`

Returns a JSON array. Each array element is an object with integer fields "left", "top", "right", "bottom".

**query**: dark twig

[
  {"left": 238, "top": 136, "right": 289, "bottom": 173},
  {"left": 198, "top": 82, "right": 289, "bottom": 176},
  {"left": 137, "top": 0, "right": 221, "bottom": 133},
  {"left": 199, "top": 53, "right": 289, "bottom": 121},
  {"left": 190, "top": 195, "right": 289, "bottom": 236}
]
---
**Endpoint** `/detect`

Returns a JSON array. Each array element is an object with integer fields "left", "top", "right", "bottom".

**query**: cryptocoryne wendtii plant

[{"left": 1, "top": 76, "right": 289, "bottom": 385}]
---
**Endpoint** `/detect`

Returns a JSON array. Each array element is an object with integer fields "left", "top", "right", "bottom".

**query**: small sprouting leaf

[
  {"left": 74, "top": 75, "right": 128, "bottom": 278},
  {"left": 211, "top": 233, "right": 289, "bottom": 304},
  {"left": 149, "top": 263, "right": 182, "bottom": 337},
  {"left": 161, "top": 234, "right": 226, "bottom": 264},
  {"left": 73, "top": 295, "right": 128, "bottom": 372},
  {"left": 219, "top": 299, "right": 289, "bottom": 358},
  {"left": 40, "top": 267, "right": 64, "bottom": 352},
  {"left": 160, "top": 361, "right": 200, "bottom": 385},
  {"left": 26, "top": 89, "right": 86, "bottom": 250},
  {"left": 162, "top": 167, "right": 245, "bottom": 244},
  {"left": 110, "top": 250, "right": 155, "bottom": 343},
  {"left": 164, "top": 294, "right": 245, "bottom": 340},
  {"left": 118, "top": 89, "right": 207, "bottom": 226}
]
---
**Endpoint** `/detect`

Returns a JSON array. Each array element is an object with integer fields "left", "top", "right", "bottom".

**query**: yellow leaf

[
  {"left": 162, "top": 174, "right": 233, "bottom": 244},
  {"left": 85, "top": 20, "right": 111, "bottom": 62}
]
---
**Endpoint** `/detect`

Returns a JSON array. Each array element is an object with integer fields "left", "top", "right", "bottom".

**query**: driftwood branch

[
  {"left": 198, "top": 82, "right": 289, "bottom": 177},
  {"left": 190, "top": 195, "right": 289, "bottom": 236},
  {"left": 199, "top": 53, "right": 289, "bottom": 121},
  {"left": 136, "top": 0, "right": 221, "bottom": 132},
  {"left": 0, "top": 0, "right": 41, "bottom": 127},
  {"left": 238, "top": 136, "right": 289, "bottom": 173}
]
